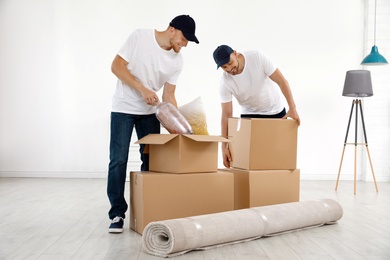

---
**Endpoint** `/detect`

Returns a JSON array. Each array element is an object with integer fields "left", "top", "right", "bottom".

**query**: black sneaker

[{"left": 108, "top": 216, "right": 124, "bottom": 233}]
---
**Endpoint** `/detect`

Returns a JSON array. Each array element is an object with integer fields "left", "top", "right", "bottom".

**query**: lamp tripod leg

[
  {"left": 336, "top": 100, "right": 355, "bottom": 191},
  {"left": 353, "top": 99, "right": 358, "bottom": 195},
  {"left": 365, "top": 145, "right": 379, "bottom": 192},
  {"left": 335, "top": 145, "right": 346, "bottom": 191},
  {"left": 354, "top": 145, "right": 357, "bottom": 195}
]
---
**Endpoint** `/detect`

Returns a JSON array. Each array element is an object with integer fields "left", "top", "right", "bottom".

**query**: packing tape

[
  {"left": 318, "top": 199, "right": 331, "bottom": 209},
  {"left": 250, "top": 208, "right": 269, "bottom": 234},
  {"left": 186, "top": 217, "right": 202, "bottom": 231},
  {"left": 186, "top": 217, "right": 204, "bottom": 246},
  {"left": 236, "top": 118, "right": 241, "bottom": 131},
  {"left": 316, "top": 199, "right": 337, "bottom": 223}
]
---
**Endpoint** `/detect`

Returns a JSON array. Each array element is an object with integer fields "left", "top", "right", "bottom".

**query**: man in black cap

[
  {"left": 107, "top": 15, "right": 199, "bottom": 233},
  {"left": 213, "top": 45, "right": 300, "bottom": 168}
]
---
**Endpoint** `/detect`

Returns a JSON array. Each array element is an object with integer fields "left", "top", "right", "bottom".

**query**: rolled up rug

[{"left": 142, "top": 199, "right": 343, "bottom": 258}]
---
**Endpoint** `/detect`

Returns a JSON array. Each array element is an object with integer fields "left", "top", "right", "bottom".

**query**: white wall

[{"left": 0, "top": 0, "right": 389, "bottom": 181}]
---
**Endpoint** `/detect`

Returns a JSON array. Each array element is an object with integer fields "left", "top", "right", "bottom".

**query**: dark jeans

[
  {"left": 241, "top": 108, "right": 286, "bottom": 118},
  {"left": 107, "top": 112, "right": 160, "bottom": 220}
]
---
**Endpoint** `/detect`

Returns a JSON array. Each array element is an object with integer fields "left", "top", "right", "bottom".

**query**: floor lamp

[{"left": 335, "top": 70, "right": 379, "bottom": 194}]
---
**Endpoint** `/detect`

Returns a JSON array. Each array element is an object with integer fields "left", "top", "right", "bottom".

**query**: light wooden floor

[{"left": 0, "top": 177, "right": 389, "bottom": 260}]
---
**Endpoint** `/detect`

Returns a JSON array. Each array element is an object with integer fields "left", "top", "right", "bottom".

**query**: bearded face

[
  {"left": 170, "top": 29, "right": 188, "bottom": 53},
  {"left": 221, "top": 54, "right": 240, "bottom": 75}
]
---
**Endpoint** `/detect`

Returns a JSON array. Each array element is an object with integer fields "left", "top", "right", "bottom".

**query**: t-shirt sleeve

[
  {"left": 258, "top": 51, "right": 277, "bottom": 76},
  {"left": 219, "top": 75, "right": 232, "bottom": 103},
  {"left": 117, "top": 30, "right": 138, "bottom": 62},
  {"left": 166, "top": 57, "right": 183, "bottom": 86}
]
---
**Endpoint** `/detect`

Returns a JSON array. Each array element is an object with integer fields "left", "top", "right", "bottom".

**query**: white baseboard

[
  {"left": 0, "top": 171, "right": 107, "bottom": 179},
  {"left": 1, "top": 171, "right": 389, "bottom": 182},
  {"left": 301, "top": 174, "right": 390, "bottom": 182}
]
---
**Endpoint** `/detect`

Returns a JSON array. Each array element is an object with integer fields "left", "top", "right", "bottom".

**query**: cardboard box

[
  {"left": 228, "top": 118, "right": 298, "bottom": 170},
  {"left": 135, "top": 134, "right": 229, "bottom": 173},
  {"left": 130, "top": 171, "right": 234, "bottom": 235},
  {"left": 225, "top": 168, "right": 300, "bottom": 210}
]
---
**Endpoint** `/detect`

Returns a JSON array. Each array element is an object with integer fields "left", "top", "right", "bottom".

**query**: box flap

[
  {"left": 135, "top": 134, "right": 179, "bottom": 145},
  {"left": 183, "top": 134, "right": 231, "bottom": 143}
]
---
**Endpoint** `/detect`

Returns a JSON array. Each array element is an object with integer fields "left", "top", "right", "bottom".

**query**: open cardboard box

[{"left": 136, "top": 134, "right": 230, "bottom": 173}]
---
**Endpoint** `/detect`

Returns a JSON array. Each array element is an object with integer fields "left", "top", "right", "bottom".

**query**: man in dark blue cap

[
  {"left": 213, "top": 45, "right": 300, "bottom": 168},
  {"left": 107, "top": 15, "right": 199, "bottom": 233}
]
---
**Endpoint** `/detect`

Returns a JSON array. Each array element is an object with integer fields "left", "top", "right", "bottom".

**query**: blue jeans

[{"left": 107, "top": 112, "right": 160, "bottom": 220}]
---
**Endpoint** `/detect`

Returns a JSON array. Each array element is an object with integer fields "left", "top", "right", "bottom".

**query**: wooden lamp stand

[{"left": 335, "top": 98, "right": 378, "bottom": 194}]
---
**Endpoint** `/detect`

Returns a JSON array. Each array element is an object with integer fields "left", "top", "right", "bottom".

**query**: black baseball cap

[
  {"left": 170, "top": 15, "right": 199, "bottom": 44},
  {"left": 213, "top": 45, "right": 234, "bottom": 68}
]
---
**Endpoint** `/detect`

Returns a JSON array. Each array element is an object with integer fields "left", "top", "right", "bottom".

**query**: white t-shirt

[
  {"left": 111, "top": 29, "right": 183, "bottom": 114},
  {"left": 219, "top": 50, "right": 284, "bottom": 115}
]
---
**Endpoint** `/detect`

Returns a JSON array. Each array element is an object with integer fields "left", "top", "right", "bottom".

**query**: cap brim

[
  {"left": 183, "top": 32, "right": 199, "bottom": 44},
  {"left": 216, "top": 56, "right": 231, "bottom": 69}
]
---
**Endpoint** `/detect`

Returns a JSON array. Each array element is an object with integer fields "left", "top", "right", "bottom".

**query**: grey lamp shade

[{"left": 342, "top": 70, "right": 373, "bottom": 97}]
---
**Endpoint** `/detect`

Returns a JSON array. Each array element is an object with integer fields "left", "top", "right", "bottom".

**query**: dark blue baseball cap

[
  {"left": 170, "top": 15, "right": 199, "bottom": 44},
  {"left": 213, "top": 45, "right": 233, "bottom": 69}
]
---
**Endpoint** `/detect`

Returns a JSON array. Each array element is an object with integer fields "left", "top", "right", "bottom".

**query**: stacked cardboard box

[
  {"left": 129, "top": 118, "right": 300, "bottom": 234},
  {"left": 130, "top": 134, "right": 234, "bottom": 234},
  {"left": 226, "top": 118, "right": 300, "bottom": 210}
]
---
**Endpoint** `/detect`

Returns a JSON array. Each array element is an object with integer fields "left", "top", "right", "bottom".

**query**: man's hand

[
  {"left": 222, "top": 144, "right": 232, "bottom": 168},
  {"left": 283, "top": 108, "right": 301, "bottom": 126},
  {"left": 141, "top": 88, "right": 159, "bottom": 106}
]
